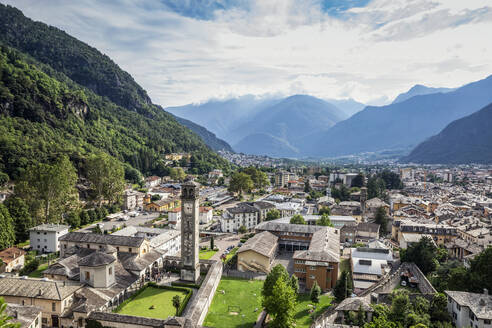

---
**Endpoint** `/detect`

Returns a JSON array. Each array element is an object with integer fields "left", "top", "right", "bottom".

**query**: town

[{"left": 1, "top": 156, "right": 492, "bottom": 328}]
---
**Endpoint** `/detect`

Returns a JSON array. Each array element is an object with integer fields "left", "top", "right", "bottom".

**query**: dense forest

[{"left": 0, "top": 4, "right": 231, "bottom": 181}]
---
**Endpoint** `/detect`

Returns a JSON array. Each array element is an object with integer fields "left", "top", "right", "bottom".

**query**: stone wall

[{"left": 184, "top": 260, "right": 223, "bottom": 326}]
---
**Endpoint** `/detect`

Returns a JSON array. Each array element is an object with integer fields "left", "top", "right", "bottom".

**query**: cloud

[{"left": 1, "top": 0, "right": 492, "bottom": 107}]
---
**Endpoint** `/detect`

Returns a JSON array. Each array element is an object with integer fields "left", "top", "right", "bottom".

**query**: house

[
  {"left": 340, "top": 222, "right": 380, "bottom": 245},
  {"left": 29, "top": 224, "right": 70, "bottom": 253},
  {"left": 144, "top": 176, "right": 162, "bottom": 189},
  {"left": 293, "top": 227, "right": 340, "bottom": 291},
  {"left": 364, "top": 198, "right": 390, "bottom": 218},
  {"left": 168, "top": 207, "right": 181, "bottom": 229},
  {"left": 350, "top": 247, "right": 393, "bottom": 292},
  {"left": 220, "top": 203, "right": 259, "bottom": 232},
  {"left": 445, "top": 290, "right": 492, "bottom": 328},
  {"left": 6, "top": 304, "right": 42, "bottom": 328},
  {"left": 144, "top": 197, "right": 180, "bottom": 213},
  {"left": 237, "top": 231, "right": 278, "bottom": 273},
  {"left": 199, "top": 207, "right": 213, "bottom": 224},
  {"left": 122, "top": 190, "right": 145, "bottom": 211},
  {"left": 392, "top": 219, "right": 458, "bottom": 246},
  {"left": 0, "top": 247, "right": 26, "bottom": 272},
  {"left": 399, "top": 233, "right": 436, "bottom": 249},
  {"left": 59, "top": 232, "right": 150, "bottom": 258},
  {"left": 0, "top": 277, "right": 83, "bottom": 328},
  {"left": 112, "top": 226, "right": 181, "bottom": 256}
]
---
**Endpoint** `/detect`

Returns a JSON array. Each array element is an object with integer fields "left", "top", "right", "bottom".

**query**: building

[
  {"left": 340, "top": 223, "right": 380, "bottom": 245},
  {"left": 392, "top": 220, "right": 458, "bottom": 246},
  {"left": 59, "top": 232, "right": 150, "bottom": 258},
  {"left": 237, "top": 231, "right": 278, "bottom": 273},
  {"left": 144, "top": 176, "right": 162, "bottom": 189},
  {"left": 6, "top": 303, "right": 42, "bottom": 328},
  {"left": 220, "top": 203, "right": 259, "bottom": 233},
  {"left": 29, "top": 224, "right": 70, "bottom": 253},
  {"left": 350, "top": 247, "right": 393, "bottom": 292},
  {"left": 199, "top": 207, "right": 213, "bottom": 224},
  {"left": 112, "top": 226, "right": 181, "bottom": 256},
  {"left": 122, "top": 190, "right": 145, "bottom": 211},
  {"left": 293, "top": 227, "right": 340, "bottom": 291},
  {"left": 180, "top": 180, "right": 200, "bottom": 283},
  {"left": 275, "top": 171, "right": 295, "bottom": 187},
  {"left": 364, "top": 198, "right": 390, "bottom": 219},
  {"left": 445, "top": 290, "right": 492, "bottom": 328},
  {"left": 168, "top": 207, "right": 181, "bottom": 229},
  {"left": 0, "top": 277, "right": 83, "bottom": 328},
  {"left": 0, "top": 247, "right": 26, "bottom": 272},
  {"left": 144, "top": 197, "right": 180, "bottom": 213}
]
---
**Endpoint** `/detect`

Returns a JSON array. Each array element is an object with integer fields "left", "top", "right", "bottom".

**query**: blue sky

[{"left": 2, "top": 0, "right": 492, "bottom": 107}]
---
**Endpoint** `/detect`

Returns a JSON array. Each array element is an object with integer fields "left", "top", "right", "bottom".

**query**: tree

[
  {"left": 318, "top": 207, "right": 331, "bottom": 215},
  {"left": 266, "top": 209, "right": 281, "bottom": 221},
  {"left": 430, "top": 293, "right": 451, "bottom": 323},
  {"left": 0, "top": 172, "right": 9, "bottom": 187},
  {"left": 401, "top": 236, "right": 437, "bottom": 274},
  {"left": 310, "top": 281, "right": 321, "bottom": 303},
  {"left": 262, "top": 264, "right": 290, "bottom": 298},
  {"left": 304, "top": 179, "right": 312, "bottom": 193},
  {"left": 210, "top": 236, "right": 214, "bottom": 250},
  {"left": 15, "top": 156, "right": 77, "bottom": 223},
  {"left": 0, "top": 205, "right": 15, "bottom": 249},
  {"left": 0, "top": 297, "right": 20, "bottom": 328},
  {"left": 356, "top": 304, "right": 366, "bottom": 326},
  {"left": 172, "top": 295, "right": 181, "bottom": 316},
  {"left": 333, "top": 270, "right": 353, "bottom": 302},
  {"left": 4, "top": 197, "right": 32, "bottom": 243},
  {"left": 228, "top": 172, "right": 253, "bottom": 196},
  {"left": 124, "top": 164, "right": 143, "bottom": 184},
  {"left": 80, "top": 211, "right": 90, "bottom": 226},
  {"left": 151, "top": 194, "right": 161, "bottom": 201},
  {"left": 65, "top": 211, "right": 81, "bottom": 229},
  {"left": 351, "top": 173, "right": 365, "bottom": 188},
  {"left": 389, "top": 290, "right": 411, "bottom": 326},
  {"left": 92, "top": 225, "right": 103, "bottom": 234},
  {"left": 86, "top": 153, "right": 125, "bottom": 205},
  {"left": 289, "top": 214, "right": 306, "bottom": 225},
  {"left": 170, "top": 167, "right": 186, "bottom": 182},
  {"left": 374, "top": 207, "right": 388, "bottom": 235},
  {"left": 289, "top": 274, "right": 299, "bottom": 295},
  {"left": 263, "top": 277, "right": 296, "bottom": 328},
  {"left": 317, "top": 214, "right": 334, "bottom": 227},
  {"left": 331, "top": 184, "right": 350, "bottom": 202},
  {"left": 238, "top": 225, "right": 247, "bottom": 234},
  {"left": 380, "top": 170, "right": 403, "bottom": 190},
  {"left": 242, "top": 167, "right": 269, "bottom": 190},
  {"left": 367, "top": 176, "right": 386, "bottom": 200}
]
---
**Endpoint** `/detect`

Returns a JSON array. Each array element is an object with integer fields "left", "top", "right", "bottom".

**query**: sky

[{"left": 3, "top": 0, "right": 492, "bottom": 107}]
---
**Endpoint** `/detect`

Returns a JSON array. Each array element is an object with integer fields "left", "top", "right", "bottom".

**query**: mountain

[
  {"left": 0, "top": 4, "right": 230, "bottom": 179},
  {"left": 166, "top": 95, "right": 280, "bottom": 143},
  {"left": 234, "top": 133, "right": 298, "bottom": 158},
  {"left": 325, "top": 98, "right": 365, "bottom": 117},
  {"left": 303, "top": 75, "right": 492, "bottom": 158},
  {"left": 173, "top": 116, "right": 233, "bottom": 152},
  {"left": 402, "top": 102, "right": 492, "bottom": 164},
  {"left": 169, "top": 94, "right": 346, "bottom": 157},
  {"left": 392, "top": 84, "right": 455, "bottom": 104}
]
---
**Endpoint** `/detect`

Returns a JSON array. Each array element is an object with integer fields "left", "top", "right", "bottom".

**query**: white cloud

[{"left": 2, "top": 0, "right": 492, "bottom": 106}]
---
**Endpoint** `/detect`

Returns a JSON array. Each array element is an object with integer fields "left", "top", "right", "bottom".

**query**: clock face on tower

[{"left": 184, "top": 202, "right": 193, "bottom": 215}]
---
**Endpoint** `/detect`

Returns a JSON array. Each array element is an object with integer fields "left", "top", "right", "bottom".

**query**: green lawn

[
  {"left": 203, "top": 278, "right": 263, "bottom": 328},
  {"left": 225, "top": 247, "right": 238, "bottom": 263},
  {"left": 293, "top": 294, "right": 333, "bottom": 328},
  {"left": 116, "top": 286, "right": 188, "bottom": 319},
  {"left": 199, "top": 249, "right": 217, "bottom": 260},
  {"left": 28, "top": 263, "right": 48, "bottom": 278}
]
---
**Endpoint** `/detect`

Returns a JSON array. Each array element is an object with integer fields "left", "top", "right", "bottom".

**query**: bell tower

[{"left": 180, "top": 180, "right": 200, "bottom": 282}]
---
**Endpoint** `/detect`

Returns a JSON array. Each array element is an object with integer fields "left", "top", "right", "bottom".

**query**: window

[
  {"left": 87, "top": 244, "right": 90, "bottom": 249},
  {"left": 78, "top": 318, "right": 83, "bottom": 327},
  {"left": 457, "top": 304, "right": 461, "bottom": 311},
  {"left": 85, "top": 272, "right": 90, "bottom": 280},
  {"left": 310, "top": 275, "right": 315, "bottom": 279},
  {"left": 484, "top": 319, "right": 491, "bottom": 325},
  {"left": 116, "top": 247, "right": 119, "bottom": 252},
  {"left": 22, "top": 300, "right": 25, "bottom": 305},
  {"left": 310, "top": 266, "right": 316, "bottom": 270},
  {"left": 64, "top": 244, "right": 67, "bottom": 249},
  {"left": 52, "top": 302, "right": 56, "bottom": 311},
  {"left": 42, "top": 318, "right": 47, "bottom": 324},
  {"left": 129, "top": 248, "right": 132, "bottom": 253},
  {"left": 109, "top": 267, "right": 112, "bottom": 275},
  {"left": 37, "top": 239, "right": 40, "bottom": 242}
]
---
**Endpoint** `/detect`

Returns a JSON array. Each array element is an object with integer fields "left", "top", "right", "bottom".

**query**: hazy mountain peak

[{"left": 392, "top": 84, "right": 455, "bottom": 104}]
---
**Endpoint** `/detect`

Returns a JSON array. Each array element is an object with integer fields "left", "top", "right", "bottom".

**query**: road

[
  {"left": 200, "top": 234, "right": 242, "bottom": 261},
  {"left": 77, "top": 212, "right": 160, "bottom": 232}
]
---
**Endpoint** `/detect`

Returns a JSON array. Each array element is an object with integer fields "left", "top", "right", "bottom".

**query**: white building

[
  {"left": 446, "top": 290, "right": 492, "bottom": 328},
  {"left": 220, "top": 203, "right": 259, "bottom": 233},
  {"left": 122, "top": 190, "right": 144, "bottom": 211},
  {"left": 168, "top": 207, "right": 182, "bottom": 229},
  {"left": 112, "top": 226, "right": 181, "bottom": 256},
  {"left": 29, "top": 224, "right": 69, "bottom": 253},
  {"left": 199, "top": 207, "right": 213, "bottom": 224}
]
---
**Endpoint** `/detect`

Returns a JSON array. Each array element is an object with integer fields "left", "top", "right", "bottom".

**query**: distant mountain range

[
  {"left": 173, "top": 116, "right": 233, "bottom": 152},
  {"left": 392, "top": 84, "right": 455, "bottom": 104},
  {"left": 167, "top": 94, "right": 360, "bottom": 157},
  {"left": 402, "top": 102, "right": 492, "bottom": 164},
  {"left": 301, "top": 75, "right": 492, "bottom": 158}
]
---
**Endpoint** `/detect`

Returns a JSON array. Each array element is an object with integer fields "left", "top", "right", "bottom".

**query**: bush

[{"left": 19, "top": 258, "right": 40, "bottom": 276}]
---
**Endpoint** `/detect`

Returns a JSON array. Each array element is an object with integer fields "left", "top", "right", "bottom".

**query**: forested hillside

[{"left": 0, "top": 4, "right": 230, "bottom": 180}]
